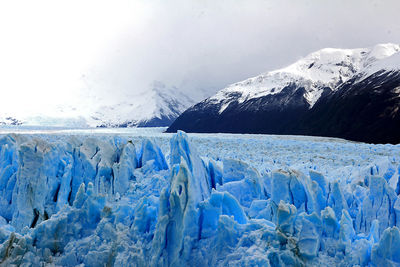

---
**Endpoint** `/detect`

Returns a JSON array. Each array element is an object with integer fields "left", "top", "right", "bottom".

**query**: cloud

[{"left": 0, "top": 0, "right": 399, "bottom": 115}]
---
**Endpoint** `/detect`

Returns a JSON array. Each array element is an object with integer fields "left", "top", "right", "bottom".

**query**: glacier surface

[{"left": 0, "top": 128, "right": 400, "bottom": 266}]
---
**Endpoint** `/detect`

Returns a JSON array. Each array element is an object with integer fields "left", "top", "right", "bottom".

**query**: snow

[
  {"left": 211, "top": 43, "right": 400, "bottom": 111},
  {"left": 363, "top": 50, "right": 400, "bottom": 78},
  {"left": 91, "top": 82, "right": 194, "bottom": 127},
  {"left": 0, "top": 128, "right": 400, "bottom": 266},
  {"left": 0, "top": 81, "right": 194, "bottom": 128}
]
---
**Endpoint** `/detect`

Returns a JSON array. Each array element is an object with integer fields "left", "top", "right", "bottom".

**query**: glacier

[{"left": 0, "top": 129, "right": 400, "bottom": 266}]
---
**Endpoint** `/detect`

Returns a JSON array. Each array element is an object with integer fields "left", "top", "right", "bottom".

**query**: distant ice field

[{"left": 1, "top": 126, "right": 397, "bottom": 184}]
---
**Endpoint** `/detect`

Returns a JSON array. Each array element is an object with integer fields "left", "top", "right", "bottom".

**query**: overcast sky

[{"left": 1, "top": 0, "right": 400, "bottom": 115}]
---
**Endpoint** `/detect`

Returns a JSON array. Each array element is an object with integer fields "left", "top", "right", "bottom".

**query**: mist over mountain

[{"left": 0, "top": 81, "right": 194, "bottom": 128}]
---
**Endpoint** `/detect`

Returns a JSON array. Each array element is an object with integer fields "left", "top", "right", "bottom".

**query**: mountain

[
  {"left": 0, "top": 116, "right": 22, "bottom": 126},
  {"left": 167, "top": 43, "right": 400, "bottom": 144},
  {"left": 90, "top": 81, "right": 194, "bottom": 127},
  {"left": 0, "top": 81, "right": 194, "bottom": 128}
]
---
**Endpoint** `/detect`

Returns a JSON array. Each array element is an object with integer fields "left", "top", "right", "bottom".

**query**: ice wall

[{"left": 0, "top": 132, "right": 399, "bottom": 266}]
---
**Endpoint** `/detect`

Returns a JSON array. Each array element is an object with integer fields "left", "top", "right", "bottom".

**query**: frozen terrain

[{"left": 0, "top": 127, "right": 400, "bottom": 266}]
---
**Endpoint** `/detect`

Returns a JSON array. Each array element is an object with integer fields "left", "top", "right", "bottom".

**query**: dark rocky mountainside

[{"left": 167, "top": 44, "right": 400, "bottom": 144}]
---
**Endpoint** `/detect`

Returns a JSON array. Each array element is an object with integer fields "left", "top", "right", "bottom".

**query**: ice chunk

[
  {"left": 169, "top": 131, "right": 211, "bottom": 200},
  {"left": 31, "top": 182, "right": 106, "bottom": 257},
  {"left": 151, "top": 160, "right": 200, "bottom": 266},
  {"left": 309, "top": 170, "right": 328, "bottom": 196},
  {"left": 339, "top": 209, "right": 355, "bottom": 254},
  {"left": 271, "top": 170, "right": 291, "bottom": 205},
  {"left": 132, "top": 197, "right": 158, "bottom": 234},
  {"left": 12, "top": 141, "right": 54, "bottom": 231},
  {"left": 217, "top": 158, "right": 264, "bottom": 208},
  {"left": 248, "top": 199, "right": 278, "bottom": 222},
  {"left": 248, "top": 199, "right": 269, "bottom": 218},
  {"left": 321, "top": 206, "right": 339, "bottom": 238},
  {"left": 217, "top": 178, "right": 264, "bottom": 208},
  {"left": 72, "top": 183, "right": 87, "bottom": 208},
  {"left": 199, "top": 190, "right": 246, "bottom": 239},
  {"left": 140, "top": 139, "right": 168, "bottom": 171},
  {"left": 355, "top": 176, "right": 396, "bottom": 235},
  {"left": 294, "top": 212, "right": 321, "bottom": 259},
  {"left": 222, "top": 158, "right": 259, "bottom": 183},
  {"left": 327, "top": 181, "right": 348, "bottom": 219},
  {"left": 70, "top": 137, "right": 116, "bottom": 201},
  {"left": 271, "top": 169, "right": 313, "bottom": 212},
  {"left": 112, "top": 142, "right": 138, "bottom": 195},
  {"left": 276, "top": 201, "right": 297, "bottom": 235},
  {"left": 371, "top": 227, "right": 400, "bottom": 266}
]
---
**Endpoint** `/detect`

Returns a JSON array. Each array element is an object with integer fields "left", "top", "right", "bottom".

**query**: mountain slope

[
  {"left": 167, "top": 44, "right": 400, "bottom": 143},
  {"left": 0, "top": 81, "right": 194, "bottom": 128},
  {"left": 296, "top": 62, "right": 400, "bottom": 143},
  {"left": 91, "top": 82, "right": 194, "bottom": 127}
]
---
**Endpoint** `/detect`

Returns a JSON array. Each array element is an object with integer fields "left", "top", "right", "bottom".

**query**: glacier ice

[{"left": 0, "top": 131, "right": 399, "bottom": 266}]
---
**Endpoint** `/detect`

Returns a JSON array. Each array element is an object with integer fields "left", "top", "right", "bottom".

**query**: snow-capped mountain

[
  {"left": 207, "top": 43, "right": 400, "bottom": 110},
  {"left": 0, "top": 81, "right": 194, "bottom": 128},
  {"left": 90, "top": 81, "right": 194, "bottom": 127},
  {"left": 167, "top": 43, "right": 400, "bottom": 143}
]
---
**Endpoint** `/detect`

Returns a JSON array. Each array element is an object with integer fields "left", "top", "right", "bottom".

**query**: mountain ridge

[
  {"left": 167, "top": 43, "right": 400, "bottom": 144},
  {"left": 91, "top": 81, "right": 194, "bottom": 127},
  {"left": 0, "top": 81, "right": 195, "bottom": 128}
]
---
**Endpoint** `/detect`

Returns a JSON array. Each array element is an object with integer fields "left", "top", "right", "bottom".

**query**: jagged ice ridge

[{"left": 0, "top": 131, "right": 400, "bottom": 266}]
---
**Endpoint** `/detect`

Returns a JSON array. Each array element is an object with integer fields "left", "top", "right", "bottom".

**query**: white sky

[{"left": 0, "top": 0, "right": 399, "bottom": 117}]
